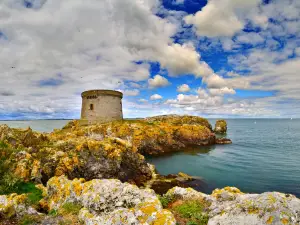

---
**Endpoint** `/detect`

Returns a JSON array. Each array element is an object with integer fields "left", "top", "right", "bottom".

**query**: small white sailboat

[{"left": 291, "top": 118, "right": 293, "bottom": 120}]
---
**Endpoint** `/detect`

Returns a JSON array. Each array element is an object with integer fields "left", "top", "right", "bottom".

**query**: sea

[{"left": 1, "top": 119, "right": 300, "bottom": 197}]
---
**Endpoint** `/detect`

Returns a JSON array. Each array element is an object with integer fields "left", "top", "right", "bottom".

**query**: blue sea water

[
  {"left": 0, "top": 120, "right": 70, "bottom": 133},
  {"left": 148, "top": 119, "right": 300, "bottom": 197},
  {"left": 0, "top": 119, "right": 299, "bottom": 197}
]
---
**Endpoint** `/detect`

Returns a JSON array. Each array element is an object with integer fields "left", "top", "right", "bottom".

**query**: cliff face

[{"left": 1, "top": 176, "right": 299, "bottom": 225}]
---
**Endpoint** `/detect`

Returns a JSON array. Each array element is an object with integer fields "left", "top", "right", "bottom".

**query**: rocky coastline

[{"left": 0, "top": 115, "right": 299, "bottom": 225}]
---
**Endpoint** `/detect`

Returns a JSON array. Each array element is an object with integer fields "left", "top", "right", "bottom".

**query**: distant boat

[
  {"left": 254, "top": 121, "right": 257, "bottom": 124},
  {"left": 291, "top": 118, "right": 293, "bottom": 120}
]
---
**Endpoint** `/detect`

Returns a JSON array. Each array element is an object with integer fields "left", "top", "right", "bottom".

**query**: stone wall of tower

[{"left": 81, "top": 90, "right": 123, "bottom": 124}]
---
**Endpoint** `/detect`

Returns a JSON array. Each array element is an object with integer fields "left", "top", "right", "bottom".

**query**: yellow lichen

[
  {"left": 267, "top": 216, "right": 274, "bottom": 224},
  {"left": 281, "top": 218, "right": 289, "bottom": 224}
]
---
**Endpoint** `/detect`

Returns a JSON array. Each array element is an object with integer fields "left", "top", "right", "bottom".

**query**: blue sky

[{"left": 0, "top": 0, "right": 300, "bottom": 119}]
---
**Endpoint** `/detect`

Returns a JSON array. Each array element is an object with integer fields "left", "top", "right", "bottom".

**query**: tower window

[{"left": 90, "top": 104, "right": 94, "bottom": 110}]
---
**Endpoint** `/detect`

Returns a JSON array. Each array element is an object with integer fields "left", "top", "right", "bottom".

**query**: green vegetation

[
  {"left": 0, "top": 145, "right": 23, "bottom": 195},
  {"left": 48, "top": 209, "right": 58, "bottom": 216},
  {"left": 0, "top": 143, "right": 42, "bottom": 205},
  {"left": 174, "top": 200, "right": 209, "bottom": 225},
  {"left": 61, "top": 202, "right": 83, "bottom": 215},
  {"left": 0, "top": 141, "right": 8, "bottom": 148},
  {"left": 158, "top": 194, "right": 175, "bottom": 208},
  {"left": 18, "top": 215, "right": 41, "bottom": 225},
  {"left": 22, "top": 183, "right": 43, "bottom": 205}
]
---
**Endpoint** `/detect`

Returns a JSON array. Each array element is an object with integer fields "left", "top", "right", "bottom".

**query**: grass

[
  {"left": 158, "top": 194, "right": 175, "bottom": 208},
  {"left": 48, "top": 209, "right": 58, "bottom": 216},
  {"left": 173, "top": 200, "right": 209, "bottom": 225},
  {"left": 0, "top": 141, "right": 8, "bottom": 148}
]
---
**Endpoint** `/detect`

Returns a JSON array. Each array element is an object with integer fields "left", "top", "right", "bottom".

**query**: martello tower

[{"left": 81, "top": 90, "right": 123, "bottom": 123}]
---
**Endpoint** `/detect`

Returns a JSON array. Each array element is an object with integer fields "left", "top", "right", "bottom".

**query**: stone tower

[{"left": 81, "top": 90, "right": 123, "bottom": 124}]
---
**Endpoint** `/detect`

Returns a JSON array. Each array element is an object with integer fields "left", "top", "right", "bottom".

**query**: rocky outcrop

[
  {"left": 145, "top": 115, "right": 213, "bottom": 131},
  {"left": 1, "top": 177, "right": 299, "bottom": 225},
  {"left": 60, "top": 115, "right": 217, "bottom": 156},
  {"left": 0, "top": 193, "right": 39, "bottom": 219},
  {"left": 163, "top": 186, "right": 300, "bottom": 225},
  {"left": 145, "top": 165, "right": 210, "bottom": 195},
  {"left": 0, "top": 115, "right": 231, "bottom": 190},
  {"left": 0, "top": 125, "right": 152, "bottom": 186},
  {"left": 214, "top": 120, "right": 227, "bottom": 134},
  {"left": 216, "top": 137, "right": 232, "bottom": 144}
]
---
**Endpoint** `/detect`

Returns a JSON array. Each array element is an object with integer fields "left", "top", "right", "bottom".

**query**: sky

[{"left": 0, "top": 0, "right": 300, "bottom": 119}]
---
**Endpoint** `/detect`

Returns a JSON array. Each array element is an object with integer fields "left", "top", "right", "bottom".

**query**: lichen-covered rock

[
  {"left": 216, "top": 137, "right": 232, "bottom": 144},
  {"left": 43, "top": 176, "right": 176, "bottom": 225},
  {"left": 164, "top": 186, "right": 300, "bottom": 225},
  {"left": 60, "top": 115, "right": 217, "bottom": 156},
  {"left": 0, "top": 125, "right": 152, "bottom": 186},
  {"left": 0, "top": 193, "right": 39, "bottom": 218},
  {"left": 145, "top": 115, "right": 213, "bottom": 131},
  {"left": 0, "top": 115, "right": 228, "bottom": 187},
  {"left": 214, "top": 120, "right": 227, "bottom": 134}
]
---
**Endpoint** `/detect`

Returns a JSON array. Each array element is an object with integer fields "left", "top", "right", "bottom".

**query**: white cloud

[
  {"left": 177, "top": 84, "right": 191, "bottom": 93},
  {"left": 129, "top": 82, "right": 142, "bottom": 88},
  {"left": 203, "top": 74, "right": 251, "bottom": 89},
  {"left": 0, "top": 0, "right": 215, "bottom": 118},
  {"left": 203, "top": 74, "right": 226, "bottom": 88},
  {"left": 227, "top": 71, "right": 240, "bottom": 77},
  {"left": 184, "top": 0, "right": 261, "bottom": 37},
  {"left": 235, "top": 32, "right": 265, "bottom": 45},
  {"left": 148, "top": 75, "right": 170, "bottom": 88},
  {"left": 166, "top": 93, "right": 223, "bottom": 108},
  {"left": 123, "top": 89, "right": 140, "bottom": 96},
  {"left": 138, "top": 98, "right": 148, "bottom": 103},
  {"left": 158, "top": 43, "right": 214, "bottom": 77},
  {"left": 295, "top": 47, "right": 300, "bottom": 56},
  {"left": 209, "top": 87, "right": 236, "bottom": 96},
  {"left": 197, "top": 88, "right": 209, "bottom": 99},
  {"left": 150, "top": 94, "right": 163, "bottom": 100}
]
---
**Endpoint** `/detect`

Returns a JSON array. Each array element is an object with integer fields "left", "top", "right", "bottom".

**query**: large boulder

[
  {"left": 164, "top": 186, "right": 300, "bottom": 225},
  {"left": 41, "top": 176, "right": 176, "bottom": 225}
]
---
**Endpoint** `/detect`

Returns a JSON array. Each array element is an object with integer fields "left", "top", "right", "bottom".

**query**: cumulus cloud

[
  {"left": 158, "top": 43, "right": 214, "bottom": 77},
  {"left": 203, "top": 74, "right": 227, "bottom": 88},
  {"left": 177, "top": 84, "right": 191, "bottom": 93},
  {"left": 150, "top": 94, "right": 163, "bottom": 100},
  {"left": 166, "top": 93, "right": 223, "bottom": 108},
  {"left": 209, "top": 87, "right": 236, "bottom": 96},
  {"left": 203, "top": 74, "right": 251, "bottom": 89},
  {"left": 184, "top": 0, "right": 261, "bottom": 37},
  {"left": 148, "top": 75, "right": 170, "bottom": 88}
]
